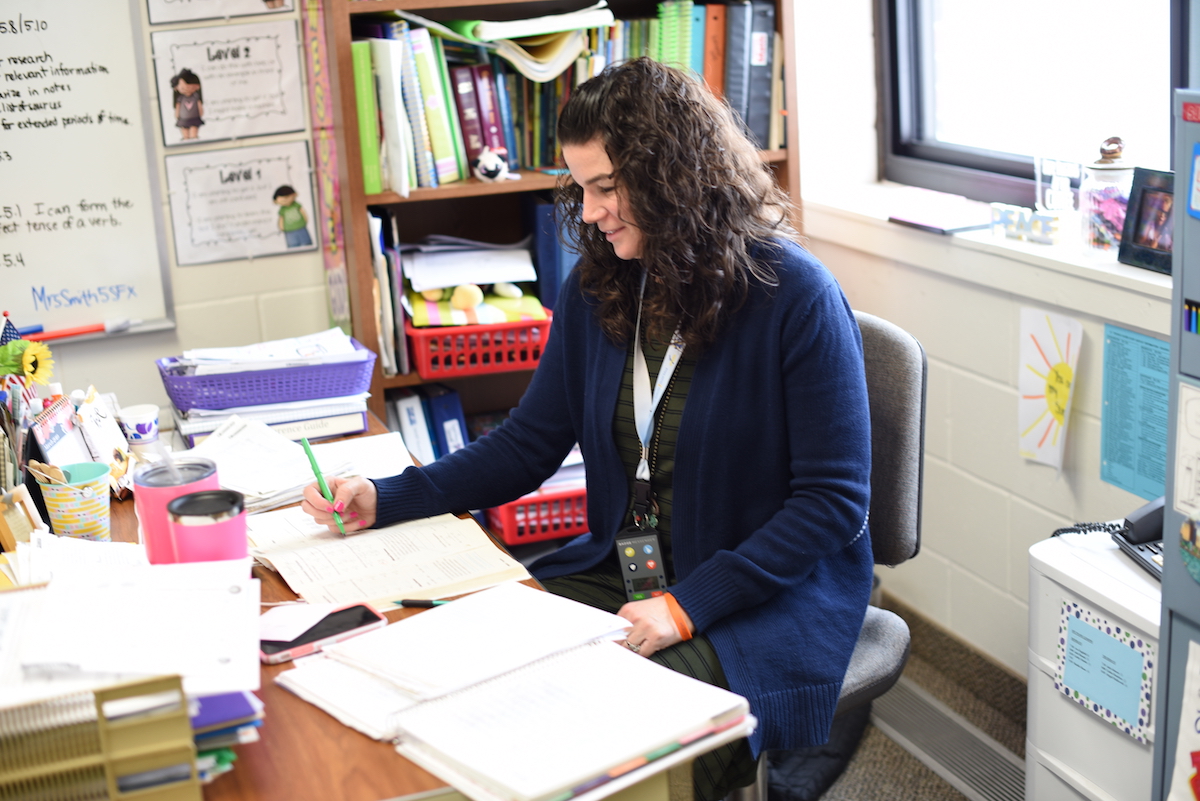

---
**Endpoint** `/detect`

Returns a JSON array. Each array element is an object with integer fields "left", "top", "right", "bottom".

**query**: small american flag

[{"left": 0, "top": 312, "right": 20, "bottom": 346}]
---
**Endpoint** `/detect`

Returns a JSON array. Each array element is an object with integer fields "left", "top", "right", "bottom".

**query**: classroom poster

[
  {"left": 0, "top": 0, "right": 169, "bottom": 333},
  {"left": 147, "top": 0, "right": 294, "bottom": 25},
  {"left": 165, "top": 140, "right": 318, "bottom": 265},
  {"left": 151, "top": 20, "right": 306, "bottom": 145},
  {"left": 1102, "top": 325, "right": 1170, "bottom": 500},
  {"left": 1018, "top": 307, "right": 1082, "bottom": 471}
]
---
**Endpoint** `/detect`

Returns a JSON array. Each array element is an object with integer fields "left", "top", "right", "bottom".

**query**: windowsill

[{"left": 800, "top": 182, "right": 1172, "bottom": 336}]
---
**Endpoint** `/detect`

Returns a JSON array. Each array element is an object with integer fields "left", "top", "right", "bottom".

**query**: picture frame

[{"left": 1118, "top": 167, "right": 1174, "bottom": 275}]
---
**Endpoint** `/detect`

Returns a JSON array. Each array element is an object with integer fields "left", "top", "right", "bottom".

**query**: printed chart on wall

[
  {"left": 1102, "top": 325, "right": 1170, "bottom": 500},
  {"left": 146, "top": 0, "right": 294, "bottom": 26},
  {"left": 0, "top": 0, "right": 169, "bottom": 332},
  {"left": 165, "top": 140, "right": 317, "bottom": 265},
  {"left": 151, "top": 19, "right": 305, "bottom": 146}
]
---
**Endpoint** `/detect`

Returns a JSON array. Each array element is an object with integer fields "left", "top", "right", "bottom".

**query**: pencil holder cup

[
  {"left": 133, "top": 457, "right": 219, "bottom": 564},
  {"left": 168, "top": 490, "right": 247, "bottom": 563},
  {"left": 41, "top": 461, "right": 113, "bottom": 542}
]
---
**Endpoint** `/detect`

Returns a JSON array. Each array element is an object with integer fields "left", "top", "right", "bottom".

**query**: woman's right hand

[{"left": 300, "top": 475, "right": 378, "bottom": 533}]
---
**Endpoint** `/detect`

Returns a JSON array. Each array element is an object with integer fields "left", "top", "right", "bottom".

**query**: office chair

[{"left": 730, "top": 310, "right": 927, "bottom": 801}]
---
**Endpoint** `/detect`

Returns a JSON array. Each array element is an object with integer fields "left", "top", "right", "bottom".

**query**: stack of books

[
  {"left": 190, "top": 690, "right": 265, "bottom": 783},
  {"left": 350, "top": 0, "right": 784, "bottom": 196}
]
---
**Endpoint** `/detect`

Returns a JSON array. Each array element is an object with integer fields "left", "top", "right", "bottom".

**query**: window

[{"left": 879, "top": 0, "right": 1184, "bottom": 206}]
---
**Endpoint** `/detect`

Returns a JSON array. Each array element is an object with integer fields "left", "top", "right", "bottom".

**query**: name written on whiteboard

[
  {"left": 0, "top": 199, "right": 135, "bottom": 235},
  {"left": 32, "top": 284, "right": 138, "bottom": 311}
]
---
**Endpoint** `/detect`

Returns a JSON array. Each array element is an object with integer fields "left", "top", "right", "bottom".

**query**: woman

[{"left": 303, "top": 58, "right": 873, "bottom": 800}]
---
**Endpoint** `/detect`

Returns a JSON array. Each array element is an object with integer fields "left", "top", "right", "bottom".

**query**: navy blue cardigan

[{"left": 372, "top": 240, "right": 874, "bottom": 754}]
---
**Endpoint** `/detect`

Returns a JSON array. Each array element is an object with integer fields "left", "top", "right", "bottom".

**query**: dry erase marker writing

[
  {"left": 300, "top": 437, "right": 346, "bottom": 535},
  {"left": 394, "top": 599, "right": 450, "bottom": 608}
]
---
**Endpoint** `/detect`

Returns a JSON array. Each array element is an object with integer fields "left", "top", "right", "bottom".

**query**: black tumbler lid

[{"left": 167, "top": 489, "right": 245, "bottom": 518}]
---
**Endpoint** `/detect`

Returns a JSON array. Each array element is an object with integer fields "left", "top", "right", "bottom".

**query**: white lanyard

[{"left": 633, "top": 272, "right": 684, "bottom": 482}]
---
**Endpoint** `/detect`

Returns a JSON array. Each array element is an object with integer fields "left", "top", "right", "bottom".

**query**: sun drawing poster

[{"left": 1019, "top": 308, "right": 1083, "bottom": 470}]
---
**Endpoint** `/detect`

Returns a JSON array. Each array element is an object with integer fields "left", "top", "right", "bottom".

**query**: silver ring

[{"left": 625, "top": 640, "right": 642, "bottom": 654}]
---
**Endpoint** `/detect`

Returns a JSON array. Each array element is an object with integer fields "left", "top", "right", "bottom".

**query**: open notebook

[{"left": 276, "top": 583, "right": 754, "bottom": 801}]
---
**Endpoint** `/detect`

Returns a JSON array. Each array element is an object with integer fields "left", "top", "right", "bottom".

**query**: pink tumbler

[
  {"left": 133, "top": 457, "right": 219, "bottom": 564},
  {"left": 168, "top": 490, "right": 247, "bottom": 563}
]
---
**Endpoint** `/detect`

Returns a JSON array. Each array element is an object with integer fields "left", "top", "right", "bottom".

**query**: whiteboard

[{"left": 0, "top": 0, "right": 171, "bottom": 333}]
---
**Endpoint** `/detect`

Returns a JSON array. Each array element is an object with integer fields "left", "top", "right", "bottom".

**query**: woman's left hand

[{"left": 618, "top": 596, "right": 693, "bottom": 658}]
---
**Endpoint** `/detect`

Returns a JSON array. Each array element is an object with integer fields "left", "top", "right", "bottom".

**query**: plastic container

[
  {"left": 1080, "top": 137, "right": 1135, "bottom": 251},
  {"left": 168, "top": 490, "right": 248, "bottom": 563},
  {"left": 156, "top": 339, "right": 377, "bottom": 412},
  {"left": 406, "top": 313, "right": 551, "bottom": 380},
  {"left": 486, "top": 485, "right": 587, "bottom": 545},
  {"left": 41, "top": 461, "right": 113, "bottom": 541},
  {"left": 133, "top": 457, "right": 219, "bottom": 564}
]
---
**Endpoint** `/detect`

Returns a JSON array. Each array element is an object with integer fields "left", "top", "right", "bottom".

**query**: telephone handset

[{"left": 1052, "top": 496, "right": 1165, "bottom": 580}]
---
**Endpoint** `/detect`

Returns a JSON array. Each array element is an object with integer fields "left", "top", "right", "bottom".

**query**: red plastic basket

[
  {"left": 405, "top": 312, "right": 551, "bottom": 380},
  {"left": 486, "top": 485, "right": 588, "bottom": 545}
]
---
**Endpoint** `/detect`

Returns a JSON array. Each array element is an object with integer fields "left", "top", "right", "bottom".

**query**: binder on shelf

[
  {"left": 393, "top": 388, "right": 438, "bottom": 466},
  {"left": 702, "top": 3, "right": 727, "bottom": 98},
  {"left": 767, "top": 30, "right": 785, "bottom": 151},
  {"left": 432, "top": 34, "right": 469, "bottom": 181},
  {"left": 723, "top": 0, "right": 752, "bottom": 133},
  {"left": 408, "top": 26, "right": 464, "bottom": 185},
  {"left": 449, "top": 64, "right": 488, "bottom": 165},
  {"left": 689, "top": 3, "right": 706, "bottom": 76},
  {"left": 743, "top": 0, "right": 775, "bottom": 150},
  {"left": 394, "top": 22, "right": 438, "bottom": 189},
  {"left": 351, "top": 40, "right": 384, "bottom": 195},
  {"left": 370, "top": 37, "right": 414, "bottom": 197},
  {"left": 490, "top": 56, "right": 521, "bottom": 171},
  {"left": 471, "top": 64, "right": 507, "bottom": 155},
  {"left": 418, "top": 384, "right": 469, "bottom": 459}
]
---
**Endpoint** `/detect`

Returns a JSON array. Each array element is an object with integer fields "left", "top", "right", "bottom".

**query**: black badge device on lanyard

[{"left": 615, "top": 529, "right": 668, "bottom": 602}]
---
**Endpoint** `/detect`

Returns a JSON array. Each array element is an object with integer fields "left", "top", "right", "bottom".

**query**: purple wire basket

[{"left": 158, "top": 339, "right": 377, "bottom": 412}]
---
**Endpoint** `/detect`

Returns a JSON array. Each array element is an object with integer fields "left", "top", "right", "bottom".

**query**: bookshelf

[{"left": 323, "top": 0, "right": 801, "bottom": 423}]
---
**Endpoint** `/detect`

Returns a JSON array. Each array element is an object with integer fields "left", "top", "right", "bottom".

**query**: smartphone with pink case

[{"left": 258, "top": 603, "right": 387, "bottom": 664}]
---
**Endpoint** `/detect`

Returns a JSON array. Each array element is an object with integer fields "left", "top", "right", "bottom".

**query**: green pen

[{"left": 300, "top": 437, "right": 346, "bottom": 536}]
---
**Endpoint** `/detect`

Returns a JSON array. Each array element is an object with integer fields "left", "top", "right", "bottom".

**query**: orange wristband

[{"left": 664, "top": 593, "right": 693, "bottom": 641}]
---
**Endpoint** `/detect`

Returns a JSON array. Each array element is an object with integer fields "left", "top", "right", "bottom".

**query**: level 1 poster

[
  {"left": 151, "top": 19, "right": 305, "bottom": 146},
  {"left": 0, "top": 0, "right": 169, "bottom": 332},
  {"left": 1101, "top": 324, "right": 1169, "bottom": 500},
  {"left": 165, "top": 140, "right": 318, "bottom": 265},
  {"left": 146, "top": 0, "right": 294, "bottom": 25}
]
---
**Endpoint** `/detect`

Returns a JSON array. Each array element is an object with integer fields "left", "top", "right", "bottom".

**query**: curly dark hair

[{"left": 556, "top": 57, "right": 799, "bottom": 349}]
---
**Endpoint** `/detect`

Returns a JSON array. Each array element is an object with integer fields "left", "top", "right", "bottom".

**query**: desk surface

[{"left": 110, "top": 415, "right": 449, "bottom": 801}]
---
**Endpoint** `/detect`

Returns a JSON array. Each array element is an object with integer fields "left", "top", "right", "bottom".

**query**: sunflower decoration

[{"left": 0, "top": 311, "right": 54, "bottom": 385}]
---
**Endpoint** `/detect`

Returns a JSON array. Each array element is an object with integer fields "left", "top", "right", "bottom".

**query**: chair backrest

[{"left": 855, "top": 311, "right": 926, "bottom": 567}]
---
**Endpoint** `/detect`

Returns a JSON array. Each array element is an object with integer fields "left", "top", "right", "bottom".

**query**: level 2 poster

[
  {"left": 146, "top": 0, "right": 295, "bottom": 25},
  {"left": 151, "top": 19, "right": 305, "bottom": 145},
  {"left": 165, "top": 140, "right": 318, "bottom": 265}
]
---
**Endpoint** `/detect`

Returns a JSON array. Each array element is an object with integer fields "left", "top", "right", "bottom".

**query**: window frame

[{"left": 876, "top": 0, "right": 1191, "bottom": 208}]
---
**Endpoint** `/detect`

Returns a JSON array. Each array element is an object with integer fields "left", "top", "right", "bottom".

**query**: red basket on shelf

[
  {"left": 405, "top": 312, "right": 551, "bottom": 380},
  {"left": 486, "top": 485, "right": 587, "bottom": 546}
]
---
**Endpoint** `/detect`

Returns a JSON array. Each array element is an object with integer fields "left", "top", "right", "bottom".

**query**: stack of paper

[
  {"left": 1, "top": 560, "right": 260, "bottom": 706},
  {"left": 176, "top": 328, "right": 371, "bottom": 376},
  {"left": 188, "top": 417, "right": 354, "bottom": 513},
  {"left": 275, "top": 583, "right": 754, "bottom": 801}
]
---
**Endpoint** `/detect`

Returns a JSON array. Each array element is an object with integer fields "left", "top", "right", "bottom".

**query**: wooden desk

[
  {"left": 108, "top": 417, "right": 683, "bottom": 801},
  {"left": 109, "top": 415, "right": 448, "bottom": 801}
]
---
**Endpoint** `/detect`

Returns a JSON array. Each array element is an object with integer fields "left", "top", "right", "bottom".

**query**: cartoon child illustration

[
  {"left": 170, "top": 68, "right": 204, "bottom": 141},
  {"left": 274, "top": 185, "right": 314, "bottom": 248}
]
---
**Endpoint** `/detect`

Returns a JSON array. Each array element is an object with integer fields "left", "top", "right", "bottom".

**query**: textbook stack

[
  {"left": 159, "top": 329, "right": 376, "bottom": 446},
  {"left": 350, "top": 0, "right": 784, "bottom": 196},
  {"left": 190, "top": 690, "right": 265, "bottom": 783}
]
